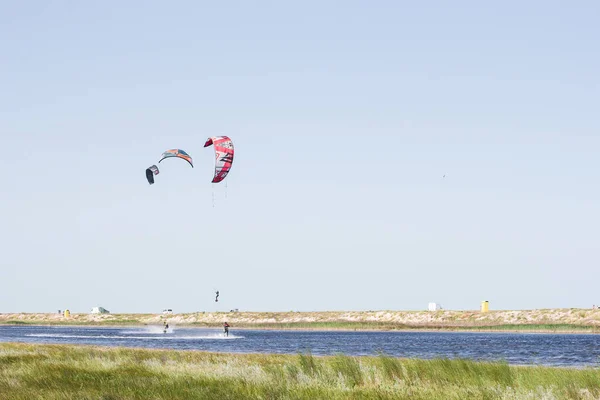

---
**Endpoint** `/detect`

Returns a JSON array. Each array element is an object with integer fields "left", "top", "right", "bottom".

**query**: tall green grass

[{"left": 1, "top": 343, "right": 599, "bottom": 399}]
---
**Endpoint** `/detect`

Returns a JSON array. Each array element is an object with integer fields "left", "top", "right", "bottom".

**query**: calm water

[{"left": 1, "top": 325, "right": 600, "bottom": 368}]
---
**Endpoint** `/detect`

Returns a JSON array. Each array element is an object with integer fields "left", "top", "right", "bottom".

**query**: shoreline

[
  {"left": 2, "top": 309, "right": 600, "bottom": 334},
  {"left": 2, "top": 326, "right": 598, "bottom": 335},
  {"left": 2, "top": 323, "right": 600, "bottom": 335}
]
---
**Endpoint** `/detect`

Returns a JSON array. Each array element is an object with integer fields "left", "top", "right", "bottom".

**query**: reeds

[{"left": 1, "top": 343, "right": 599, "bottom": 399}]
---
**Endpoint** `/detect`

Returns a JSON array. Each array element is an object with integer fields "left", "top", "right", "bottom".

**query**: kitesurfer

[{"left": 223, "top": 322, "right": 230, "bottom": 337}]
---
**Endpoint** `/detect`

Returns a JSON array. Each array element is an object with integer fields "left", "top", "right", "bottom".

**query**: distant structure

[
  {"left": 63, "top": 309, "right": 70, "bottom": 318},
  {"left": 481, "top": 301, "right": 490, "bottom": 313},
  {"left": 91, "top": 307, "right": 110, "bottom": 314},
  {"left": 428, "top": 303, "right": 442, "bottom": 311},
  {"left": 162, "top": 309, "right": 173, "bottom": 315}
]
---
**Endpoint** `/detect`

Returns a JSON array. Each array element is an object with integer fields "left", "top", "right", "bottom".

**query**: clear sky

[{"left": 1, "top": 1, "right": 599, "bottom": 313}]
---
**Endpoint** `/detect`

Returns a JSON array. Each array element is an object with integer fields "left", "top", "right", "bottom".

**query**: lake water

[{"left": 1, "top": 325, "right": 599, "bottom": 368}]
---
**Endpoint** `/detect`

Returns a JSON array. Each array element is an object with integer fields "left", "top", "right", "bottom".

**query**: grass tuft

[
  {"left": 329, "top": 354, "right": 363, "bottom": 388},
  {"left": 297, "top": 351, "right": 321, "bottom": 377}
]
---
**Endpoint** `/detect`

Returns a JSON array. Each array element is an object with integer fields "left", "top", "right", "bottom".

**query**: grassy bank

[{"left": 1, "top": 343, "right": 599, "bottom": 399}]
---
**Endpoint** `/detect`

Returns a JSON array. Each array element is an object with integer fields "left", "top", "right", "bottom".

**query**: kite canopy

[
  {"left": 158, "top": 149, "right": 194, "bottom": 168},
  {"left": 204, "top": 136, "right": 234, "bottom": 183},
  {"left": 145, "top": 165, "right": 160, "bottom": 185}
]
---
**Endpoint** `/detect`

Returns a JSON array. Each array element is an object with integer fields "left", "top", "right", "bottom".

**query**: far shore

[{"left": 2, "top": 308, "right": 600, "bottom": 334}]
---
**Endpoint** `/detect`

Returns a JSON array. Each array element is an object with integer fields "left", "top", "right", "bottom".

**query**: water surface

[{"left": 1, "top": 325, "right": 599, "bottom": 368}]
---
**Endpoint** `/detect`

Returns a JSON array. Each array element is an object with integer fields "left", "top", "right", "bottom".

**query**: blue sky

[{"left": 1, "top": 1, "right": 599, "bottom": 313}]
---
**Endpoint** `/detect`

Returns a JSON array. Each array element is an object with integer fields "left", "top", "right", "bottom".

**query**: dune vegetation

[{"left": 1, "top": 343, "right": 599, "bottom": 399}]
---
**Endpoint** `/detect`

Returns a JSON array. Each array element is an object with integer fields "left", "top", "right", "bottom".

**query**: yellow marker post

[{"left": 480, "top": 301, "right": 489, "bottom": 313}]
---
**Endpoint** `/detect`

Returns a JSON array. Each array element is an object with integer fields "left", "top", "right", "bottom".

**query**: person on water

[{"left": 223, "top": 322, "right": 230, "bottom": 337}]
